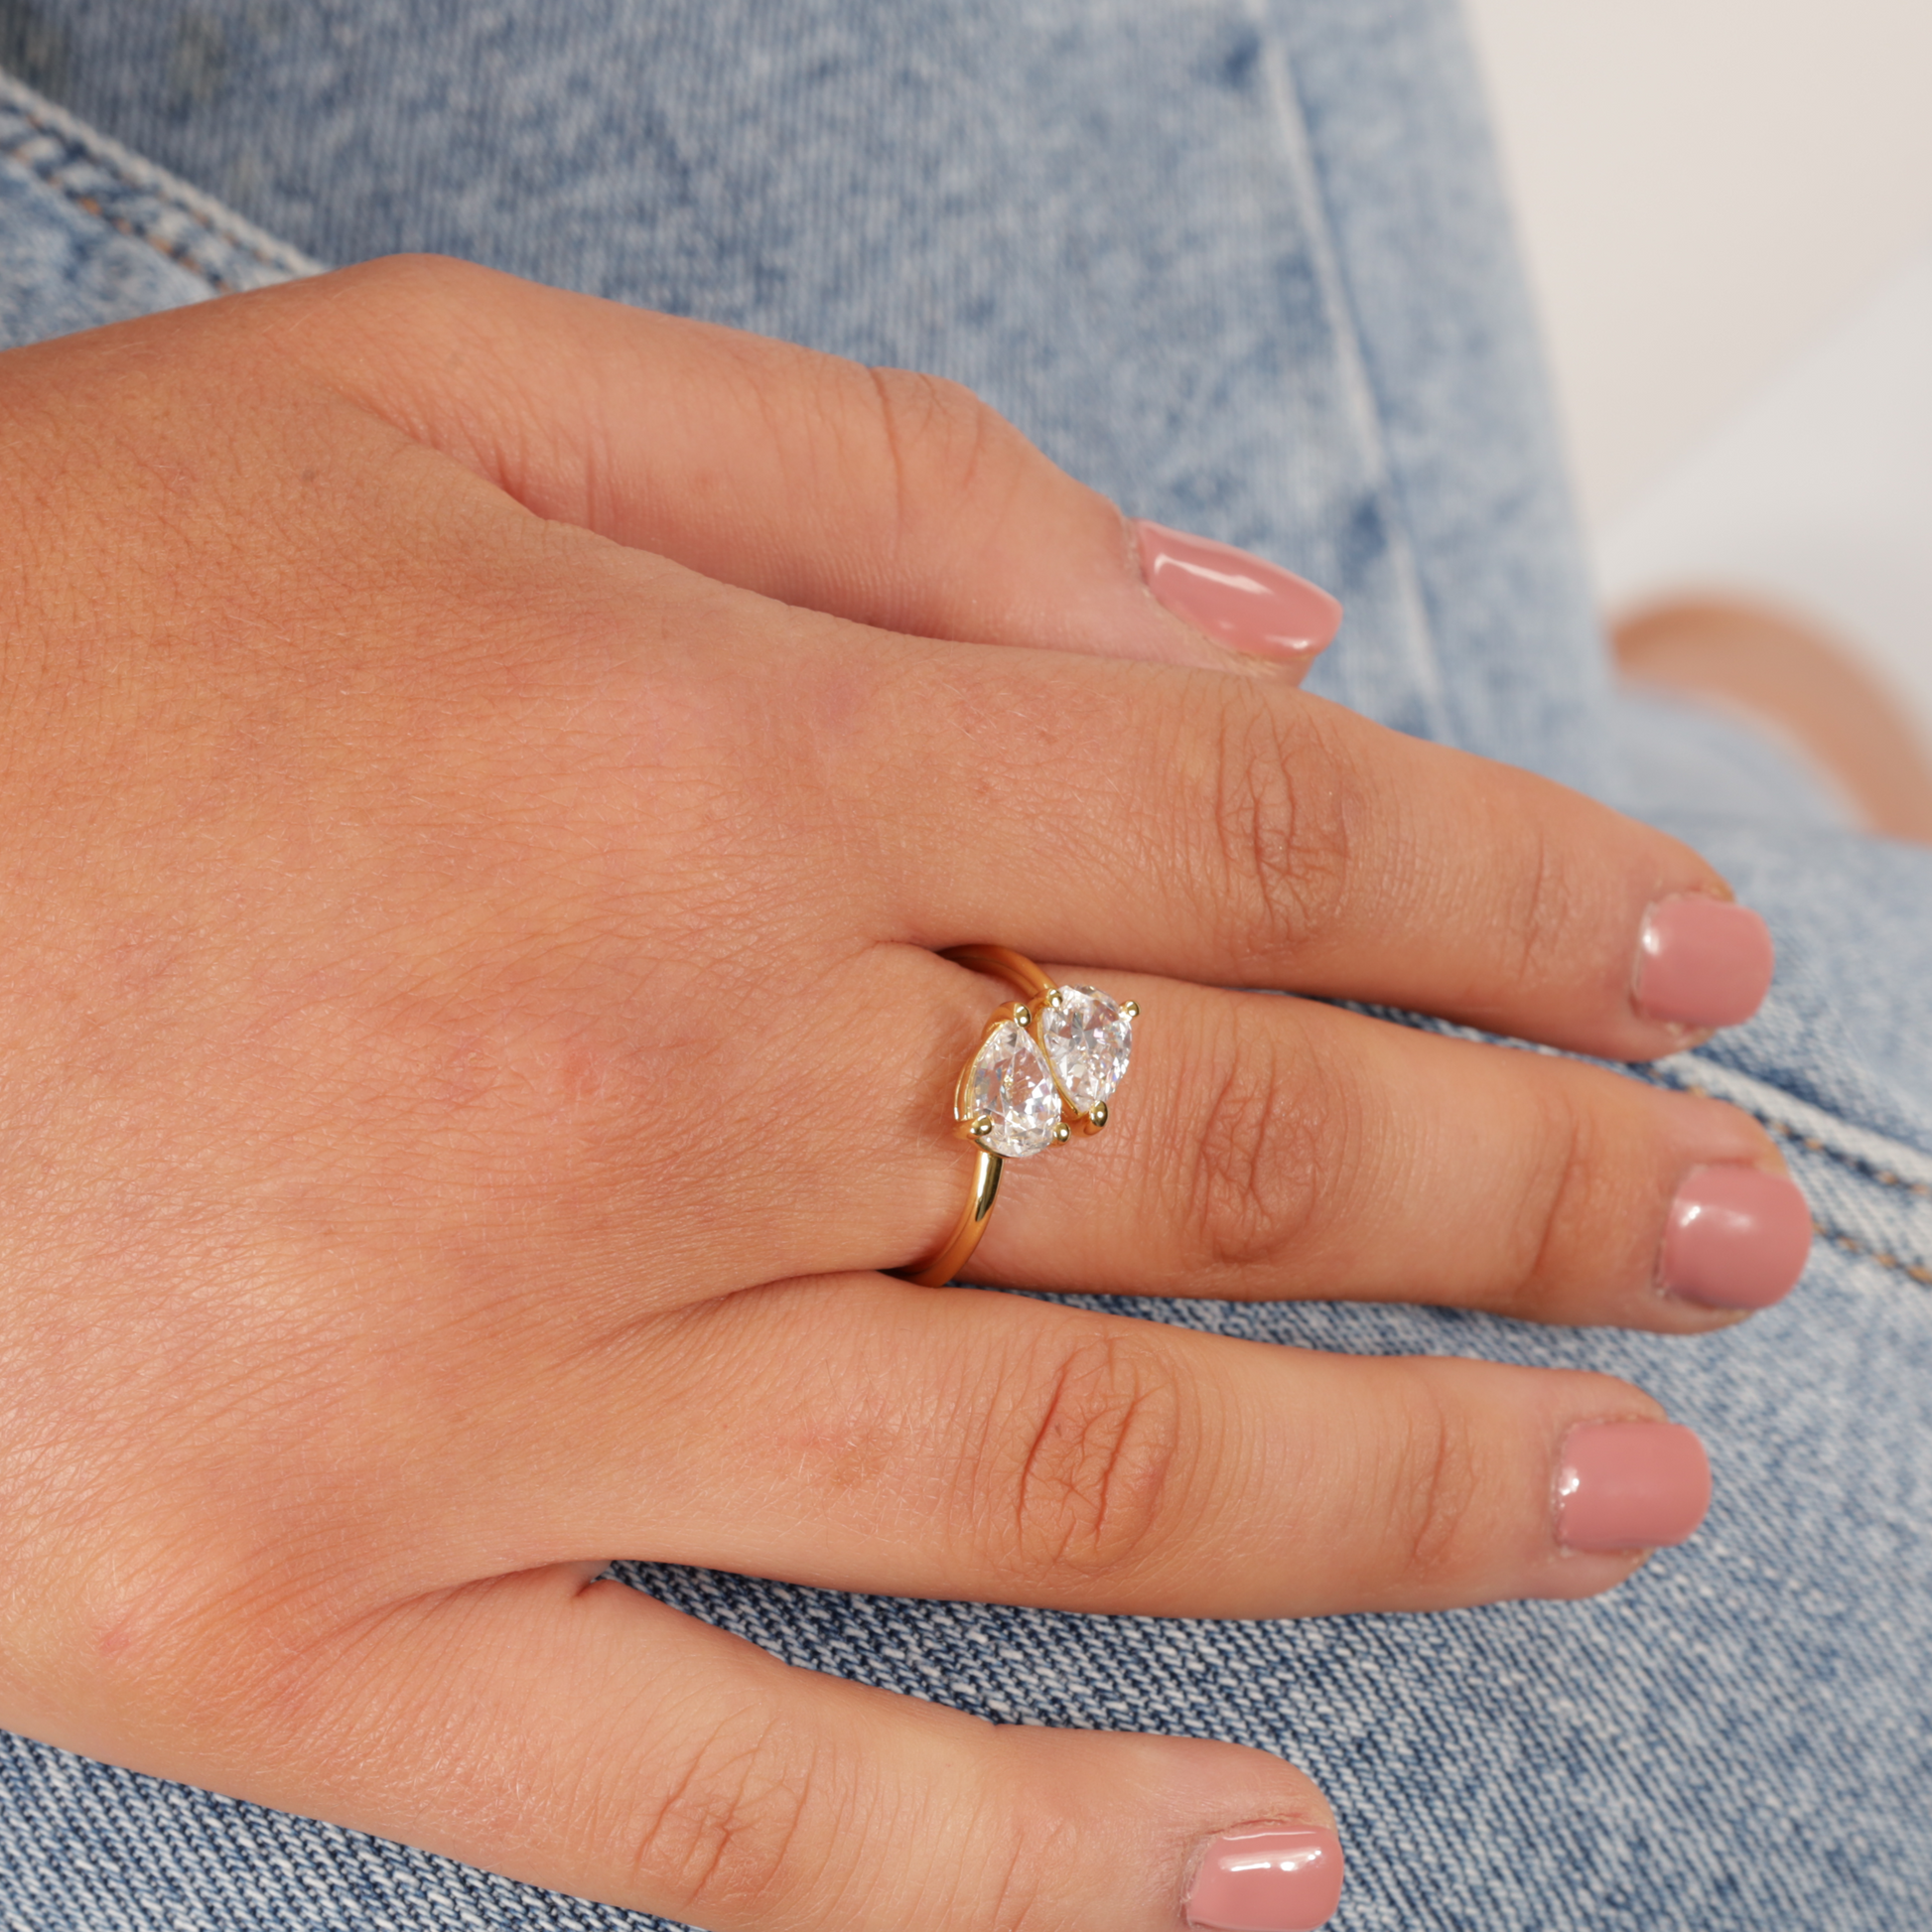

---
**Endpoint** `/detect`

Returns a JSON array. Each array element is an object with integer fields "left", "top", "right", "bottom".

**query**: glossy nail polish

[
  {"left": 1633, "top": 895, "right": 1775, "bottom": 1030},
  {"left": 1557, "top": 1422, "right": 1711, "bottom": 1553},
  {"left": 1185, "top": 1826, "right": 1344, "bottom": 1932},
  {"left": 1133, "top": 519, "right": 1342, "bottom": 664},
  {"left": 1661, "top": 1166, "right": 1813, "bottom": 1310}
]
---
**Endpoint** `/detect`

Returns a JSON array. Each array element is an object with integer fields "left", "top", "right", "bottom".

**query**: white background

[{"left": 1463, "top": 0, "right": 1932, "bottom": 735}]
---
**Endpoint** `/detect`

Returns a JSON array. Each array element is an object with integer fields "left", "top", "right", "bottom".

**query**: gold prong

[
  {"left": 1044, "top": 988, "right": 1062, "bottom": 1007},
  {"left": 1052, "top": 1122, "right": 1072, "bottom": 1144},
  {"left": 1122, "top": 1000, "right": 1140, "bottom": 1019},
  {"left": 972, "top": 1114, "right": 995, "bottom": 1138},
  {"left": 1089, "top": 1101, "right": 1108, "bottom": 1131},
  {"left": 1014, "top": 1005, "right": 1031, "bottom": 1029}
]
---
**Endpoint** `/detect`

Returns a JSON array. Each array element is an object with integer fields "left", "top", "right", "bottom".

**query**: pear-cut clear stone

[
  {"left": 965, "top": 1020, "right": 1062, "bottom": 1158},
  {"left": 1039, "top": 986, "right": 1133, "bottom": 1115}
]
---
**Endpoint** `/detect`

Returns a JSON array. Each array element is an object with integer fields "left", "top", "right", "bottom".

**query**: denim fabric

[
  {"left": 4, "top": 3, "right": 1932, "bottom": 1927},
  {"left": 0, "top": 70, "right": 317, "bottom": 344}
]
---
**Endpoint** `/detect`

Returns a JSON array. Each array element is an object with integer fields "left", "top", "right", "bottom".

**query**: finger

[
  {"left": 949, "top": 974, "right": 1809, "bottom": 1330},
  {"left": 808, "top": 634, "right": 1773, "bottom": 1056},
  {"left": 152, "top": 1565, "right": 1344, "bottom": 1932},
  {"left": 726, "top": 948, "right": 1804, "bottom": 1330},
  {"left": 273, "top": 255, "right": 1340, "bottom": 678},
  {"left": 457, "top": 1280, "right": 1707, "bottom": 1620}
]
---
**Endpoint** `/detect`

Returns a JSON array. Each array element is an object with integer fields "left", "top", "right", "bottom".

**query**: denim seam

[
  {"left": 1814, "top": 1222, "right": 1932, "bottom": 1288},
  {"left": 1640, "top": 1055, "right": 1932, "bottom": 1286},
  {"left": 1713, "top": 1105, "right": 1932, "bottom": 1200},
  {"left": 0, "top": 68, "right": 320, "bottom": 293},
  {"left": 1241, "top": 7, "right": 1453, "bottom": 742}
]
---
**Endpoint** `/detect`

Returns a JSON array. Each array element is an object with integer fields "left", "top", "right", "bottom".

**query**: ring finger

[
  {"left": 825, "top": 951, "right": 1811, "bottom": 1330},
  {"left": 937, "top": 965, "right": 1809, "bottom": 1327}
]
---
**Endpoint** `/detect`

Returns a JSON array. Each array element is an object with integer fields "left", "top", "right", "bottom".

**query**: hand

[{"left": 0, "top": 259, "right": 1807, "bottom": 1931}]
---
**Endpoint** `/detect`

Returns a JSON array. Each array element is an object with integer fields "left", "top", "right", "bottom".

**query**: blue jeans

[{"left": 4, "top": 4, "right": 1931, "bottom": 1925}]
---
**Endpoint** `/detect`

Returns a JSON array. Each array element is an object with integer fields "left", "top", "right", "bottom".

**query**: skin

[
  {"left": 0, "top": 257, "right": 1791, "bottom": 1930},
  {"left": 1614, "top": 597, "right": 1932, "bottom": 844}
]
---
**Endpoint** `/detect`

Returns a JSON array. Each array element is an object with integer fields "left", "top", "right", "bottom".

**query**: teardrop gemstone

[
  {"left": 965, "top": 1020, "right": 1062, "bottom": 1158},
  {"left": 1039, "top": 986, "right": 1133, "bottom": 1115}
]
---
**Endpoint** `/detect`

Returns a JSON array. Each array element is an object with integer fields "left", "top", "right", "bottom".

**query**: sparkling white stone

[
  {"left": 1039, "top": 986, "right": 1134, "bottom": 1115},
  {"left": 964, "top": 1020, "right": 1062, "bottom": 1159}
]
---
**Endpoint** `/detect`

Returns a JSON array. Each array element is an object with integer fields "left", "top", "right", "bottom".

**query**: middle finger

[{"left": 825, "top": 628, "right": 1772, "bottom": 1061}]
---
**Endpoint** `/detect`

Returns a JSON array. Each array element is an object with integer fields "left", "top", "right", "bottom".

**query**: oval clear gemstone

[
  {"left": 1039, "top": 986, "right": 1133, "bottom": 1115},
  {"left": 965, "top": 1020, "right": 1062, "bottom": 1158}
]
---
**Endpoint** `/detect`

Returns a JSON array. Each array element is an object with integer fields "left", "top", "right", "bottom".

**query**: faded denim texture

[{"left": 3, "top": 3, "right": 1931, "bottom": 1926}]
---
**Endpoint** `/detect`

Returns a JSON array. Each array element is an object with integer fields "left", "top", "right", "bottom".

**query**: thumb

[
  {"left": 294, "top": 255, "right": 1341, "bottom": 681},
  {"left": 260, "top": 1565, "right": 1345, "bottom": 1932}
]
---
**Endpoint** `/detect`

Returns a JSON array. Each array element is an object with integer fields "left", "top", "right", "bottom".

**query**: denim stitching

[
  {"left": 0, "top": 98, "right": 283, "bottom": 272},
  {"left": 2, "top": 136, "right": 240, "bottom": 290},
  {"left": 1689, "top": 1096, "right": 1932, "bottom": 1197},
  {"left": 1624, "top": 1064, "right": 1932, "bottom": 1288},
  {"left": 0, "top": 69, "right": 320, "bottom": 293},
  {"left": 1818, "top": 1222, "right": 1932, "bottom": 1287},
  {"left": 1643, "top": 1061, "right": 1932, "bottom": 1184}
]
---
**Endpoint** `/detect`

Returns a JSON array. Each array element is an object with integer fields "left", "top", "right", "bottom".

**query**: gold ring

[{"left": 899, "top": 945, "right": 1138, "bottom": 1288}]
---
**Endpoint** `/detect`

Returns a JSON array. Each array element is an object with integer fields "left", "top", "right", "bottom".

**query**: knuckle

[
  {"left": 332, "top": 252, "right": 494, "bottom": 330},
  {"left": 1194, "top": 696, "right": 1357, "bottom": 970},
  {"left": 628, "top": 1703, "right": 821, "bottom": 1919},
  {"left": 866, "top": 365, "right": 996, "bottom": 465},
  {"left": 298, "top": 255, "right": 514, "bottom": 383},
  {"left": 864, "top": 366, "right": 1019, "bottom": 527},
  {"left": 1506, "top": 1079, "right": 1613, "bottom": 1311},
  {"left": 985, "top": 1816, "right": 1077, "bottom": 1932},
  {"left": 67, "top": 1556, "right": 226, "bottom": 1707},
  {"left": 1390, "top": 1385, "right": 1488, "bottom": 1583},
  {"left": 981, "top": 1331, "right": 1185, "bottom": 1587},
  {"left": 61, "top": 1531, "right": 343, "bottom": 1749},
  {"left": 1497, "top": 811, "right": 1578, "bottom": 998},
  {"left": 1178, "top": 1007, "right": 1337, "bottom": 1272},
  {"left": 351, "top": 249, "right": 479, "bottom": 293}
]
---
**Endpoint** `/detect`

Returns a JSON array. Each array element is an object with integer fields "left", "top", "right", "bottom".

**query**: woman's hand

[{"left": 0, "top": 260, "right": 1806, "bottom": 1932}]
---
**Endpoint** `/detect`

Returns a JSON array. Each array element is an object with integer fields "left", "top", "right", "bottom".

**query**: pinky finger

[{"left": 271, "top": 1566, "right": 1345, "bottom": 1932}]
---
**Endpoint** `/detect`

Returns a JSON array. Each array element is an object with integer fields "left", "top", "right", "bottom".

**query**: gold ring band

[{"left": 899, "top": 945, "right": 1137, "bottom": 1288}]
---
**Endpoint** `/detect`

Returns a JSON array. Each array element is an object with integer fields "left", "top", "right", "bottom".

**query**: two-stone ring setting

[{"left": 900, "top": 945, "right": 1137, "bottom": 1288}]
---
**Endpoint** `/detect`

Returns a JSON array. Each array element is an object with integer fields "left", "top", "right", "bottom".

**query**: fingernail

[
  {"left": 1661, "top": 1166, "right": 1813, "bottom": 1310},
  {"left": 1633, "top": 895, "right": 1774, "bottom": 1030},
  {"left": 1133, "top": 519, "right": 1342, "bottom": 664},
  {"left": 1557, "top": 1421, "right": 1711, "bottom": 1553},
  {"left": 1185, "top": 1825, "right": 1344, "bottom": 1932}
]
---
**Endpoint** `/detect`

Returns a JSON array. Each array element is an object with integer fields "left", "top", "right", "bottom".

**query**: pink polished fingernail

[
  {"left": 1133, "top": 519, "right": 1342, "bottom": 665},
  {"left": 1557, "top": 1422, "right": 1711, "bottom": 1553},
  {"left": 1661, "top": 1166, "right": 1813, "bottom": 1310},
  {"left": 1185, "top": 1826, "right": 1344, "bottom": 1932},
  {"left": 1633, "top": 895, "right": 1774, "bottom": 1030}
]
